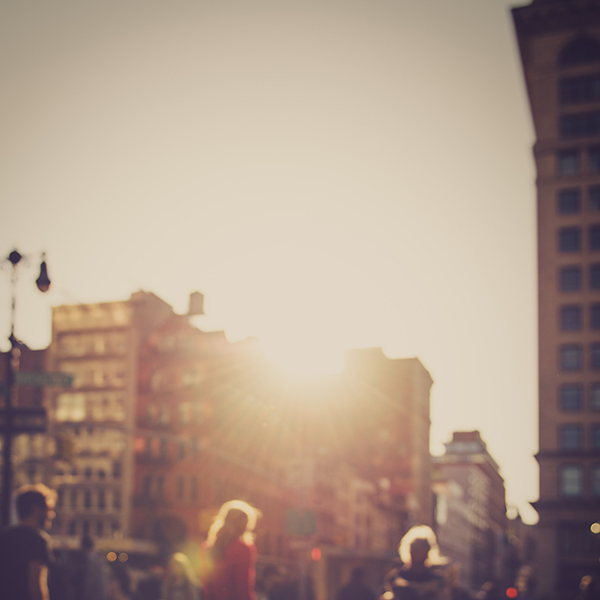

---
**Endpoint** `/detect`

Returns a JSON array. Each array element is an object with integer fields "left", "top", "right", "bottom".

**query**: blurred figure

[
  {"left": 336, "top": 567, "right": 376, "bottom": 600},
  {"left": 200, "top": 500, "right": 261, "bottom": 600},
  {"left": 134, "top": 564, "right": 165, "bottom": 600},
  {"left": 0, "top": 483, "right": 56, "bottom": 600},
  {"left": 73, "top": 535, "right": 109, "bottom": 600},
  {"left": 381, "top": 525, "right": 450, "bottom": 600},
  {"left": 256, "top": 564, "right": 284, "bottom": 600},
  {"left": 577, "top": 575, "right": 600, "bottom": 600},
  {"left": 164, "top": 553, "right": 200, "bottom": 600}
]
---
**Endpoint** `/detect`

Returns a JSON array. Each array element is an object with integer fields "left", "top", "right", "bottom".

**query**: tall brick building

[{"left": 512, "top": 1, "right": 600, "bottom": 595}]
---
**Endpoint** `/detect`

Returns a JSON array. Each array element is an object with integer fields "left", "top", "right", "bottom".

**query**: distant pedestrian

[
  {"left": 73, "top": 535, "right": 109, "bottom": 600},
  {"left": 336, "top": 567, "right": 376, "bottom": 600},
  {"left": 381, "top": 525, "right": 450, "bottom": 600},
  {"left": 164, "top": 552, "right": 200, "bottom": 600},
  {"left": 199, "top": 500, "right": 261, "bottom": 600},
  {"left": 0, "top": 483, "right": 57, "bottom": 600}
]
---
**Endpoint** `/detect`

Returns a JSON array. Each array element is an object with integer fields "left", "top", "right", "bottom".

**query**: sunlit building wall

[
  {"left": 0, "top": 347, "right": 48, "bottom": 492},
  {"left": 433, "top": 431, "right": 507, "bottom": 590},
  {"left": 46, "top": 292, "right": 172, "bottom": 549},
  {"left": 513, "top": 1, "right": 600, "bottom": 595}
]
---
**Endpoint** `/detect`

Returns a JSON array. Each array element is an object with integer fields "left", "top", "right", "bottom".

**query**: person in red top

[{"left": 200, "top": 500, "right": 261, "bottom": 600}]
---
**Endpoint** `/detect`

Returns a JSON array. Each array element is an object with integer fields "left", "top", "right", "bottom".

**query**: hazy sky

[{"left": 0, "top": 0, "right": 538, "bottom": 522}]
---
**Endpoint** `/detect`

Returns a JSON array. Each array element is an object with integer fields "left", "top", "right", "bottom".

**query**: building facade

[
  {"left": 432, "top": 431, "right": 507, "bottom": 592},
  {"left": 512, "top": 1, "right": 600, "bottom": 595}
]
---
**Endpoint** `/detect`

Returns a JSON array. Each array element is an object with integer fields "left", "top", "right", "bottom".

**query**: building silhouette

[{"left": 512, "top": 1, "right": 600, "bottom": 595}]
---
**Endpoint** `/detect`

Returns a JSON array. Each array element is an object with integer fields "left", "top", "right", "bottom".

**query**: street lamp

[{"left": 1, "top": 249, "right": 51, "bottom": 526}]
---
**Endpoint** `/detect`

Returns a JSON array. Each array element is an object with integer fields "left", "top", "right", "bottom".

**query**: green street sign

[
  {"left": 285, "top": 509, "right": 316, "bottom": 536},
  {"left": 0, "top": 407, "right": 47, "bottom": 434},
  {"left": 16, "top": 371, "right": 74, "bottom": 388}
]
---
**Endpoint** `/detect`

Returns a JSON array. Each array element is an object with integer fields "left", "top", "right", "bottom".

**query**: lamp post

[{"left": 1, "top": 249, "right": 51, "bottom": 526}]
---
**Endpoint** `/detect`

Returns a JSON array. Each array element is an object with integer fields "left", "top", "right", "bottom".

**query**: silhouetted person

[
  {"left": 381, "top": 525, "right": 450, "bottom": 600},
  {"left": 337, "top": 567, "right": 377, "bottom": 600},
  {"left": 200, "top": 500, "right": 261, "bottom": 600},
  {"left": 0, "top": 484, "right": 56, "bottom": 600}
]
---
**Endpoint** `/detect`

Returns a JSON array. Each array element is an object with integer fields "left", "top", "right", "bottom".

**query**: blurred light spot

[
  {"left": 107, "top": 552, "right": 117, "bottom": 562},
  {"left": 311, "top": 547, "right": 321, "bottom": 561},
  {"left": 591, "top": 522, "right": 600, "bottom": 534},
  {"left": 119, "top": 552, "right": 129, "bottom": 562},
  {"left": 506, "top": 588, "right": 518, "bottom": 599}
]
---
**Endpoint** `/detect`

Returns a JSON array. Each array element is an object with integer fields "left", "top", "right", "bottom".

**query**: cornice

[{"left": 513, "top": 1, "right": 600, "bottom": 37}]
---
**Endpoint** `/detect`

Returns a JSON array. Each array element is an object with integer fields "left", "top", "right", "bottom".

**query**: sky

[{"left": 0, "top": 0, "right": 538, "bottom": 522}]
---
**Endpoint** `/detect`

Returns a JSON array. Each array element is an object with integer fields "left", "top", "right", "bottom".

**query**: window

[
  {"left": 113, "top": 491, "right": 121, "bottom": 509},
  {"left": 98, "top": 490, "right": 106, "bottom": 510},
  {"left": 590, "top": 147, "right": 600, "bottom": 173},
  {"left": 592, "top": 425, "right": 600, "bottom": 449},
  {"left": 558, "top": 189, "right": 581, "bottom": 214},
  {"left": 593, "top": 466, "right": 600, "bottom": 495},
  {"left": 560, "top": 73, "right": 600, "bottom": 104},
  {"left": 84, "top": 467, "right": 92, "bottom": 479},
  {"left": 558, "top": 150, "right": 581, "bottom": 176},
  {"left": 559, "top": 424, "right": 583, "bottom": 450},
  {"left": 156, "top": 476, "right": 164, "bottom": 500},
  {"left": 560, "top": 465, "right": 583, "bottom": 496},
  {"left": 561, "top": 112, "right": 600, "bottom": 138},
  {"left": 590, "top": 225, "right": 600, "bottom": 250},
  {"left": 70, "top": 490, "right": 77, "bottom": 508},
  {"left": 561, "top": 306, "right": 582, "bottom": 330},
  {"left": 191, "top": 476, "right": 198, "bottom": 502},
  {"left": 592, "top": 305, "right": 600, "bottom": 329},
  {"left": 560, "top": 266, "right": 582, "bottom": 291},
  {"left": 591, "top": 383, "right": 600, "bottom": 410},
  {"left": 112, "top": 461, "right": 122, "bottom": 478},
  {"left": 591, "top": 265, "right": 600, "bottom": 289},
  {"left": 96, "top": 521, "right": 104, "bottom": 538},
  {"left": 142, "top": 475, "right": 152, "bottom": 497},
  {"left": 559, "top": 227, "right": 582, "bottom": 252},
  {"left": 590, "top": 187, "right": 600, "bottom": 211},
  {"left": 84, "top": 490, "right": 92, "bottom": 509},
  {"left": 560, "top": 384, "right": 583, "bottom": 411},
  {"left": 561, "top": 345, "right": 583, "bottom": 371},
  {"left": 592, "top": 343, "right": 600, "bottom": 369},
  {"left": 559, "top": 37, "right": 600, "bottom": 67}
]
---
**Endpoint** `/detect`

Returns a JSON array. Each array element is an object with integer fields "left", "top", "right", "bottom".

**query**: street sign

[
  {"left": 0, "top": 407, "right": 47, "bottom": 434},
  {"left": 16, "top": 371, "right": 74, "bottom": 388},
  {"left": 285, "top": 509, "right": 316, "bottom": 536}
]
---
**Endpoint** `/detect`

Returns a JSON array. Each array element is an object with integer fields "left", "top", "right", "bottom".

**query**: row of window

[
  {"left": 56, "top": 488, "right": 121, "bottom": 510},
  {"left": 558, "top": 225, "right": 600, "bottom": 252},
  {"left": 55, "top": 464, "right": 122, "bottom": 480},
  {"left": 558, "top": 148, "right": 600, "bottom": 175},
  {"left": 559, "top": 304, "right": 600, "bottom": 330},
  {"left": 559, "top": 343, "right": 600, "bottom": 371},
  {"left": 144, "top": 401, "right": 205, "bottom": 426},
  {"left": 52, "top": 517, "right": 121, "bottom": 539},
  {"left": 558, "top": 187, "right": 600, "bottom": 213},
  {"left": 561, "top": 111, "right": 600, "bottom": 139},
  {"left": 560, "top": 72, "right": 600, "bottom": 105},
  {"left": 559, "top": 383, "right": 600, "bottom": 411},
  {"left": 560, "top": 464, "right": 600, "bottom": 497},
  {"left": 558, "top": 423, "right": 600, "bottom": 450},
  {"left": 559, "top": 264, "right": 600, "bottom": 291},
  {"left": 141, "top": 473, "right": 200, "bottom": 503}
]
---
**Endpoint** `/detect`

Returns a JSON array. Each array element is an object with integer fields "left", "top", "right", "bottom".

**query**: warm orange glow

[
  {"left": 311, "top": 547, "right": 321, "bottom": 561},
  {"left": 106, "top": 552, "right": 117, "bottom": 562}
]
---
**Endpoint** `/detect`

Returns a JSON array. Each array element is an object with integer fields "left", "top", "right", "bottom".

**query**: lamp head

[{"left": 36, "top": 257, "right": 50, "bottom": 293}]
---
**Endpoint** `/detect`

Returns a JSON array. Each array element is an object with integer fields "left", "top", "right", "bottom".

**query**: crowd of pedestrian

[{"left": 2, "top": 486, "right": 595, "bottom": 600}]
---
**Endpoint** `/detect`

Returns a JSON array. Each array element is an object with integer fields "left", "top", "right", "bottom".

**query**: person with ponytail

[{"left": 200, "top": 500, "right": 261, "bottom": 600}]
